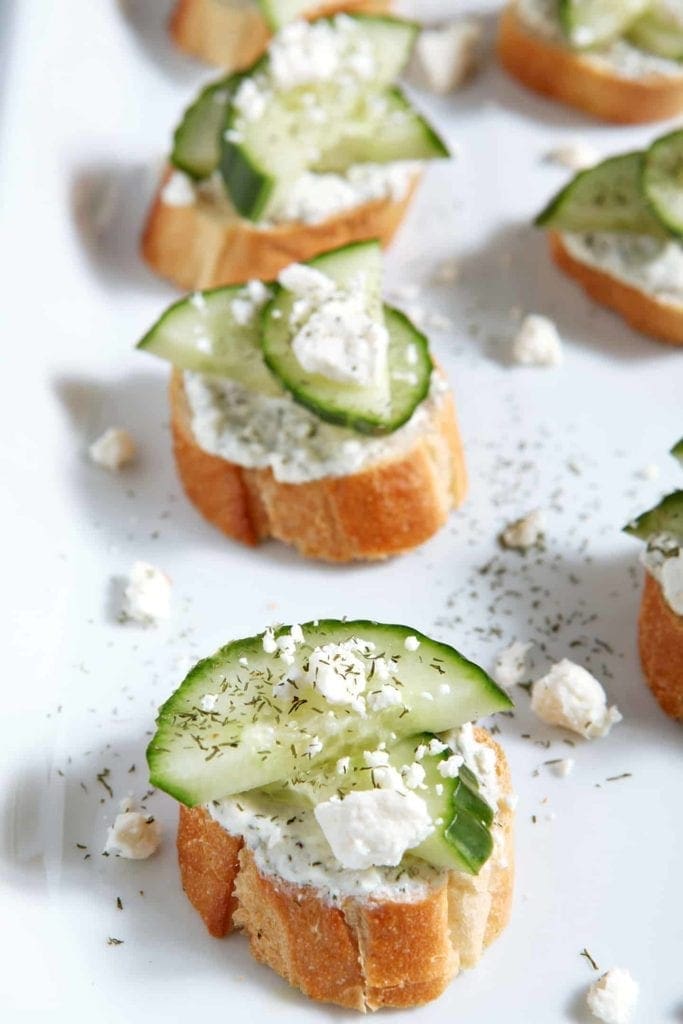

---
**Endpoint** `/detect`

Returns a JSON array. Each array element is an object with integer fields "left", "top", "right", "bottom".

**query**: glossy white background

[{"left": 1, "top": 1, "right": 681, "bottom": 1021}]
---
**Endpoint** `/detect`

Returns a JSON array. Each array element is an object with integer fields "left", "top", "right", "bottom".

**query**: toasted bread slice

[
  {"left": 639, "top": 572, "right": 683, "bottom": 719},
  {"left": 177, "top": 729, "right": 514, "bottom": 1011},
  {"left": 548, "top": 232, "right": 683, "bottom": 346},
  {"left": 169, "top": 368, "right": 467, "bottom": 562},
  {"left": 142, "top": 167, "right": 420, "bottom": 291},
  {"left": 497, "top": 4, "right": 683, "bottom": 124},
  {"left": 170, "top": 0, "right": 391, "bottom": 70}
]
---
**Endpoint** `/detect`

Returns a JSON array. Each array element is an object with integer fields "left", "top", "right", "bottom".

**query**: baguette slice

[
  {"left": 169, "top": 368, "right": 467, "bottom": 562},
  {"left": 170, "top": 0, "right": 391, "bottom": 70},
  {"left": 497, "top": 3, "right": 683, "bottom": 123},
  {"left": 639, "top": 572, "right": 683, "bottom": 719},
  {"left": 177, "top": 729, "right": 514, "bottom": 1011},
  {"left": 142, "top": 167, "right": 420, "bottom": 291},
  {"left": 548, "top": 232, "right": 683, "bottom": 346}
]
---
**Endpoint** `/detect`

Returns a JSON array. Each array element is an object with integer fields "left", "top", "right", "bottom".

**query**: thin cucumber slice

[
  {"left": 624, "top": 491, "right": 683, "bottom": 540},
  {"left": 258, "top": 0, "right": 320, "bottom": 30},
  {"left": 627, "top": 4, "right": 683, "bottom": 60},
  {"left": 171, "top": 76, "right": 236, "bottom": 180},
  {"left": 642, "top": 130, "right": 683, "bottom": 238},
  {"left": 137, "top": 285, "right": 281, "bottom": 396},
  {"left": 671, "top": 438, "right": 683, "bottom": 464},
  {"left": 536, "top": 152, "right": 667, "bottom": 237},
  {"left": 559, "top": 0, "right": 649, "bottom": 48},
  {"left": 146, "top": 620, "right": 513, "bottom": 806}
]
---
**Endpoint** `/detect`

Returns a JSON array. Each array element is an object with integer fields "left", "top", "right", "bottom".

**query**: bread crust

[
  {"left": 170, "top": 0, "right": 391, "bottom": 70},
  {"left": 177, "top": 729, "right": 514, "bottom": 1011},
  {"left": 548, "top": 232, "right": 683, "bottom": 346},
  {"left": 497, "top": 4, "right": 683, "bottom": 124},
  {"left": 638, "top": 572, "right": 683, "bottom": 719},
  {"left": 142, "top": 167, "right": 420, "bottom": 291},
  {"left": 169, "top": 368, "right": 468, "bottom": 561}
]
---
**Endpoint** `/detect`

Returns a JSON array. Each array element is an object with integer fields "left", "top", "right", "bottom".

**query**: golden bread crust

[
  {"left": 497, "top": 4, "right": 683, "bottom": 123},
  {"left": 141, "top": 167, "right": 420, "bottom": 291},
  {"left": 169, "top": 368, "right": 468, "bottom": 561},
  {"left": 170, "top": 0, "right": 391, "bottom": 70},
  {"left": 549, "top": 233, "right": 683, "bottom": 346},
  {"left": 639, "top": 572, "right": 683, "bottom": 719},
  {"left": 176, "top": 729, "right": 514, "bottom": 1011}
]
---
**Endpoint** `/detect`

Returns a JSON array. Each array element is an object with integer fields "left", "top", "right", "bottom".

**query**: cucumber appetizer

[
  {"left": 169, "top": 14, "right": 448, "bottom": 221},
  {"left": 139, "top": 240, "right": 433, "bottom": 436},
  {"left": 557, "top": 0, "right": 682, "bottom": 58},
  {"left": 627, "top": 1, "right": 683, "bottom": 60},
  {"left": 536, "top": 129, "right": 683, "bottom": 239},
  {"left": 624, "top": 439, "right": 683, "bottom": 541},
  {"left": 147, "top": 619, "right": 513, "bottom": 874}
]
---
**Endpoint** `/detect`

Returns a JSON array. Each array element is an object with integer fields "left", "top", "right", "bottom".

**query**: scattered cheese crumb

[
  {"left": 501, "top": 510, "right": 545, "bottom": 551},
  {"left": 511, "top": 314, "right": 563, "bottom": 367},
  {"left": 336, "top": 756, "right": 350, "bottom": 775},
  {"left": 105, "top": 800, "right": 161, "bottom": 860},
  {"left": 89, "top": 428, "right": 136, "bottom": 471},
  {"left": 531, "top": 659, "right": 622, "bottom": 739},
  {"left": 544, "top": 139, "right": 600, "bottom": 171},
  {"left": 305, "top": 736, "right": 323, "bottom": 758},
  {"left": 367, "top": 685, "right": 402, "bottom": 712},
  {"left": 552, "top": 757, "right": 575, "bottom": 778},
  {"left": 161, "top": 170, "right": 196, "bottom": 207},
  {"left": 123, "top": 562, "right": 171, "bottom": 624},
  {"left": 493, "top": 640, "right": 533, "bottom": 687},
  {"left": 314, "top": 789, "right": 433, "bottom": 869},
  {"left": 402, "top": 762, "right": 426, "bottom": 789},
  {"left": 587, "top": 968, "right": 639, "bottom": 1024},
  {"left": 404, "top": 635, "right": 420, "bottom": 652},
  {"left": 199, "top": 694, "right": 218, "bottom": 712},
  {"left": 262, "top": 628, "right": 277, "bottom": 654},
  {"left": 407, "top": 20, "right": 481, "bottom": 94},
  {"left": 438, "top": 753, "right": 464, "bottom": 778},
  {"left": 637, "top": 463, "right": 660, "bottom": 481}
]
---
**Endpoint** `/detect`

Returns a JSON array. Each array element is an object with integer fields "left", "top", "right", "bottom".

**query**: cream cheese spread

[
  {"left": 516, "top": 0, "right": 683, "bottom": 79},
  {"left": 641, "top": 532, "right": 683, "bottom": 615},
  {"left": 561, "top": 232, "right": 683, "bottom": 306}
]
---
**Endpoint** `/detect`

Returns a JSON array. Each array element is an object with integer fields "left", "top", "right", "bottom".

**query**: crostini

[
  {"left": 138, "top": 240, "right": 467, "bottom": 561},
  {"left": 497, "top": 0, "right": 683, "bottom": 123},
  {"left": 142, "top": 13, "right": 448, "bottom": 290},
  {"left": 624, "top": 439, "right": 683, "bottom": 719},
  {"left": 536, "top": 129, "right": 683, "bottom": 346},
  {"left": 147, "top": 619, "right": 515, "bottom": 1011},
  {"left": 170, "top": 0, "right": 391, "bottom": 70}
]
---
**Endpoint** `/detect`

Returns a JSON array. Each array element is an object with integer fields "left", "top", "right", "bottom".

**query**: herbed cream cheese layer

[
  {"left": 516, "top": 0, "right": 683, "bottom": 79},
  {"left": 641, "top": 533, "right": 683, "bottom": 615},
  {"left": 183, "top": 370, "right": 447, "bottom": 484},
  {"left": 561, "top": 232, "right": 683, "bottom": 306},
  {"left": 207, "top": 723, "right": 504, "bottom": 906}
]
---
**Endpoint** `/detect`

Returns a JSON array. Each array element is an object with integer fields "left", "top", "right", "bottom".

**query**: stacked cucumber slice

[
  {"left": 139, "top": 240, "right": 433, "bottom": 436},
  {"left": 536, "top": 130, "right": 683, "bottom": 239},
  {"left": 559, "top": 0, "right": 683, "bottom": 58},
  {"left": 147, "top": 620, "right": 513, "bottom": 874},
  {"left": 169, "top": 14, "right": 448, "bottom": 221}
]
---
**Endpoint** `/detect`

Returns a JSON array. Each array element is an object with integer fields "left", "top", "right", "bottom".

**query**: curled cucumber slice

[
  {"left": 559, "top": 0, "right": 649, "bottom": 48},
  {"left": 642, "top": 130, "right": 683, "bottom": 238}
]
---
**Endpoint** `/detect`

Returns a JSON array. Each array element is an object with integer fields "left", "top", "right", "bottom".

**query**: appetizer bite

[
  {"left": 142, "top": 14, "right": 448, "bottom": 290},
  {"left": 625, "top": 439, "right": 683, "bottom": 719},
  {"left": 170, "top": 0, "right": 391, "bottom": 70},
  {"left": 536, "top": 129, "right": 683, "bottom": 346},
  {"left": 147, "top": 619, "right": 515, "bottom": 1011},
  {"left": 497, "top": 0, "right": 683, "bottom": 122},
  {"left": 138, "top": 241, "right": 467, "bottom": 561}
]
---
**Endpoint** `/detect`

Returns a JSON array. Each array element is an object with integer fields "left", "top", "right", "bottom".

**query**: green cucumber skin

[
  {"left": 627, "top": 10, "right": 683, "bottom": 60},
  {"left": 147, "top": 619, "right": 513, "bottom": 807},
  {"left": 624, "top": 491, "right": 683, "bottom": 541},
  {"left": 559, "top": 0, "right": 649, "bottom": 48},
  {"left": 642, "top": 130, "right": 683, "bottom": 239},
  {"left": 220, "top": 135, "right": 275, "bottom": 221},
  {"left": 671, "top": 438, "right": 683, "bottom": 464},
  {"left": 171, "top": 75, "right": 237, "bottom": 181}
]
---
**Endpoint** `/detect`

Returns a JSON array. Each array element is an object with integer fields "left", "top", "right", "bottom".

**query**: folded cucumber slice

[
  {"left": 536, "top": 152, "right": 667, "bottom": 237},
  {"left": 147, "top": 620, "right": 513, "bottom": 806},
  {"left": 137, "top": 285, "right": 282, "bottom": 397},
  {"left": 627, "top": 4, "right": 683, "bottom": 60},
  {"left": 624, "top": 491, "right": 683, "bottom": 540},
  {"left": 642, "top": 130, "right": 683, "bottom": 238},
  {"left": 171, "top": 77, "right": 236, "bottom": 180},
  {"left": 262, "top": 247, "right": 432, "bottom": 434},
  {"left": 559, "top": 0, "right": 649, "bottom": 48}
]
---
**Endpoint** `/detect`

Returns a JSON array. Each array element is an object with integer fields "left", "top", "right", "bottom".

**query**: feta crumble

[
  {"left": 105, "top": 799, "right": 161, "bottom": 860},
  {"left": 314, "top": 789, "right": 433, "bottom": 869},
  {"left": 408, "top": 20, "right": 481, "bottom": 94},
  {"left": 511, "top": 314, "right": 563, "bottom": 367},
  {"left": 587, "top": 968, "right": 639, "bottom": 1024},
  {"left": 531, "top": 659, "right": 622, "bottom": 739},
  {"left": 89, "top": 427, "right": 136, "bottom": 471},
  {"left": 404, "top": 635, "right": 421, "bottom": 651},
  {"left": 123, "top": 562, "right": 171, "bottom": 624},
  {"left": 367, "top": 684, "right": 403, "bottom": 712},
  {"left": 161, "top": 170, "right": 196, "bottom": 207},
  {"left": 552, "top": 757, "right": 575, "bottom": 778},
  {"left": 302, "top": 640, "right": 369, "bottom": 710},
  {"left": 545, "top": 139, "right": 599, "bottom": 171},
  {"left": 493, "top": 640, "right": 533, "bottom": 687},
  {"left": 199, "top": 694, "right": 218, "bottom": 712},
  {"left": 438, "top": 753, "right": 464, "bottom": 778},
  {"left": 501, "top": 509, "right": 546, "bottom": 550}
]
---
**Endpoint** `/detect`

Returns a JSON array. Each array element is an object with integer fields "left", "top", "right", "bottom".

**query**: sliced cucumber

[
  {"left": 627, "top": 3, "right": 683, "bottom": 60},
  {"left": 258, "top": 0, "right": 321, "bottom": 30},
  {"left": 642, "top": 130, "right": 683, "bottom": 238},
  {"left": 671, "top": 438, "right": 683, "bottom": 464},
  {"left": 559, "top": 0, "right": 649, "bottom": 48},
  {"left": 536, "top": 152, "right": 667, "bottom": 237},
  {"left": 171, "top": 76, "right": 236, "bottom": 180},
  {"left": 137, "top": 285, "right": 281, "bottom": 397},
  {"left": 147, "top": 620, "right": 512, "bottom": 807},
  {"left": 624, "top": 491, "right": 683, "bottom": 540}
]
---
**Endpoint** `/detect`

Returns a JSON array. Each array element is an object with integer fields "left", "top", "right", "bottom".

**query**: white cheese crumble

[
  {"left": 641, "top": 534, "right": 683, "bottom": 615},
  {"left": 438, "top": 753, "right": 464, "bottom": 778},
  {"left": 404, "top": 635, "right": 421, "bottom": 651},
  {"left": 493, "top": 640, "right": 533, "bottom": 687},
  {"left": 501, "top": 509, "right": 546, "bottom": 550},
  {"left": 199, "top": 693, "right": 218, "bottom": 712},
  {"left": 511, "top": 314, "right": 563, "bottom": 367},
  {"left": 407, "top": 20, "right": 481, "bottom": 94},
  {"left": 89, "top": 427, "right": 136, "bottom": 471},
  {"left": 123, "top": 562, "right": 171, "bottom": 624},
  {"left": 314, "top": 789, "right": 433, "bottom": 870},
  {"left": 267, "top": 16, "right": 376, "bottom": 93},
  {"left": 289, "top": 291, "right": 389, "bottom": 387},
  {"left": 587, "top": 968, "right": 639, "bottom": 1024},
  {"left": 161, "top": 170, "right": 196, "bottom": 207},
  {"left": 544, "top": 139, "right": 599, "bottom": 171},
  {"left": 105, "top": 799, "right": 161, "bottom": 860},
  {"left": 562, "top": 233, "right": 683, "bottom": 306},
  {"left": 230, "top": 279, "right": 271, "bottom": 327},
  {"left": 552, "top": 757, "right": 575, "bottom": 778},
  {"left": 637, "top": 463, "right": 660, "bottom": 481},
  {"left": 402, "top": 762, "right": 426, "bottom": 789},
  {"left": 302, "top": 640, "right": 370, "bottom": 711},
  {"left": 442, "top": 723, "right": 501, "bottom": 809},
  {"left": 366, "top": 684, "right": 403, "bottom": 712},
  {"left": 531, "top": 659, "right": 622, "bottom": 739}
]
